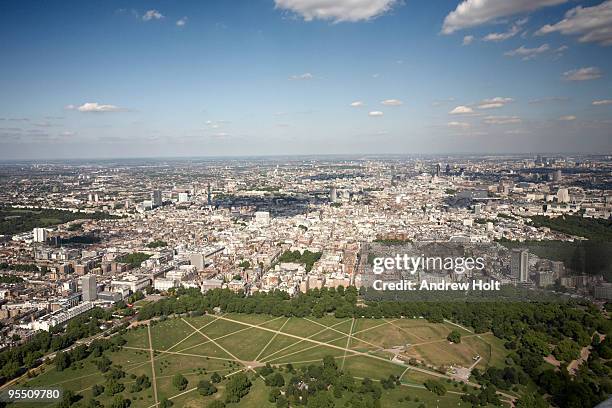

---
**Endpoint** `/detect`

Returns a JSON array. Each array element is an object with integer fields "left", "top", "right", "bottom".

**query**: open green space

[
  {"left": 0, "top": 206, "right": 119, "bottom": 235},
  {"left": 18, "top": 313, "right": 514, "bottom": 408}
]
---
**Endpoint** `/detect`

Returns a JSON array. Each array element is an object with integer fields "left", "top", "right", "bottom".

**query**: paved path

[
  {"left": 341, "top": 318, "right": 356, "bottom": 370},
  {"left": 147, "top": 323, "right": 159, "bottom": 407}
]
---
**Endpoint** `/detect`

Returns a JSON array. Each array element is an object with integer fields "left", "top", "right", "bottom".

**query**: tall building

[
  {"left": 81, "top": 275, "right": 97, "bottom": 301},
  {"left": 434, "top": 163, "right": 441, "bottom": 177},
  {"left": 511, "top": 249, "right": 529, "bottom": 282},
  {"left": 552, "top": 169, "right": 562, "bottom": 182},
  {"left": 152, "top": 190, "right": 163, "bottom": 207},
  {"left": 557, "top": 188, "right": 570, "bottom": 203},
  {"left": 207, "top": 184, "right": 212, "bottom": 206},
  {"left": 445, "top": 164, "right": 451, "bottom": 175},
  {"left": 329, "top": 187, "right": 337, "bottom": 203},
  {"left": 189, "top": 253, "right": 205, "bottom": 270},
  {"left": 32, "top": 228, "right": 47, "bottom": 243}
]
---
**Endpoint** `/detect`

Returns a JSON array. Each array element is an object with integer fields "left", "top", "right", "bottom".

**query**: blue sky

[{"left": 0, "top": 0, "right": 611, "bottom": 159}]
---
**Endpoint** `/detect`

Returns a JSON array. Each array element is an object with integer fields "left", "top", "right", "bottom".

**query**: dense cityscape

[
  {"left": 2, "top": 0, "right": 612, "bottom": 406},
  {"left": 0, "top": 155, "right": 610, "bottom": 407}
]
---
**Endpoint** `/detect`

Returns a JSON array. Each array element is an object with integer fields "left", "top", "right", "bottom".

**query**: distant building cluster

[{"left": 0, "top": 155, "right": 610, "bottom": 343}]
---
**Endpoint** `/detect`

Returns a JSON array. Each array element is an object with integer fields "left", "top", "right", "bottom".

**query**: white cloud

[
  {"left": 535, "top": 0, "right": 612, "bottom": 46},
  {"left": 72, "top": 102, "right": 125, "bottom": 113},
  {"left": 64, "top": 104, "right": 76, "bottom": 110},
  {"left": 477, "top": 97, "right": 513, "bottom": 109},
  {"left": 350, "top": 101, "right": 364, "bottom": 107},
  {"left": 483, "top": 115, "right": 522, "bottom": 124},
  {"left": 274, "top": 0, "right": 399, "bottom": 23},
  {"left": 449, "top": 105, "right": 474, "bottom": 114},
  {"left": 441, "top": 0, "right": 565, "bottom": 34},
  {"left": 381, "top": 99, "right": 402, "bottom": 106},
  {"left": 462, "top": 35, "right": 474, "bottom": 45},
  {"left": 504, "top": 44, "right": 550, "bottom": 59},
  {"left": 558, "top": 115, "right": 576, "bottom": 121},
  {"left": 368, "top": 111, "right": 384, "bottom": 117},
  {"left": 176, "top": 17, "right": 188, "bottom": 27},
  {"left": 592, "top": 99, "right": 612, "bottom": 106},
  {"left": 562, "top": 67, "right": 602, "bottom": 81},
  {"left": 142, "top": 9, "right": 164, "bottom": 21},
  {"left": 483, "top": 21, "right": 523, "bottom": 42},
  {"left": 477, "top": 103, "right": 504, "bottom": 109},
  {"left": 289, "top": 72, "right": 314, "bottom": 80},
  {"left": 447, "top": 121, "right": 471, "bottom": 129}
]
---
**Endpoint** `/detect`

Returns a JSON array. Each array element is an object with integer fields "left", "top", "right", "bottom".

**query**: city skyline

[{"left": 1, "top": 0, "right": 612, "bottom": 159}]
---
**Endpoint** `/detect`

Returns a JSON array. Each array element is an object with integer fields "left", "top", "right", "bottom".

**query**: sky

[{"left": 0, "top": 0, "right": 611, "bottom": 159}]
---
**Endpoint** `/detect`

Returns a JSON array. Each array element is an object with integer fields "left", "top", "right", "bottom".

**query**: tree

[
  {"left": 173, "top": 373, "right": 188, "bottom": 391},
  {"left": 269, "top": 387, "right": 281, "bottom": 402},
  {"left": 553, "top": 338, "right": 581, "bottom": 362},
  {"left": 92, "top": 384, "right": 104, "bottom": 397},
  {"left": 56, "top": 390, "right": 77, "bottom": 408},
  {"left": 105, "top": 378, "right": 125, "bottom": 396},
  {"left": 55, "top": 351, "right": 71, "bottom": 371},
  {"left": 424, "top": 380, "right": 446, "bottom": 396},
  {"left": 24, "top": 351, "right": 40, "bottom": 368},
  {"left": 266, "top": 372, "right": 285, "bottom": 387},
  {"left": 110, "top": 395, "right": 131, "bottom": 408},
  {"left": 225, "top": 372, "right": 251, "bottom": 403},
  {"left": 131, "top": 374, "right": 151, "bottom": 392},
  {"left": 1, "top": 360, "right": 20, "bottom": 379},
  {"left": 516, "top": 392, "right": 549, "bottom": 408},
  {"left": 276, "top": 396, "right": 289, "bottom": 408},
  {"left": 447, "top": 330, "right": 461, "bottom": 344},
  {"left": 198, "top": 379, "right": 217, "bottom": 396},
  {"left": 95, "top": 355, "right": 112, "bottom": 373},
  {"left": 211, "top": 372, "right": 222, "bottom": 383},
  {"left": 159, "top": 398, "right": 174, "bottom": 408},
  {"left": 83, "top": 398, "right": 103, "bottom": 408},
  {"left": 307, "top": 391, "right": 334, "bottom": 408}
]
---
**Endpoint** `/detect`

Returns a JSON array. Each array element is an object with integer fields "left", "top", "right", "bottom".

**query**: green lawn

[{"left": 22, "top": 314, "right": 511, "bottom": 408}]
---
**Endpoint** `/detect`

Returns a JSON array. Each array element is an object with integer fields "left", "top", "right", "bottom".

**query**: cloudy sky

[{"left": 1, "top": 0, "right": 611, "bottom": 159}]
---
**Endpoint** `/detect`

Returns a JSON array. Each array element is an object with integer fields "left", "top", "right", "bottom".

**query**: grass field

[{"left": 19, "top": 313, "right": 510, "bottom": 407}]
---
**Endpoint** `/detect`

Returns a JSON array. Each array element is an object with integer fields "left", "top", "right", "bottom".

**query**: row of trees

[
  {"left": 55, "top": 335, "right": 126, "bottom": 373},
  {"left": 0, "top": 307, "right": 112, "bottom": 382},
  {"left": 528, "top": 214, "right": 612, "bottom": 242},
  {"left": 0, "top": 206, "right": 120, "bottom": 235}
]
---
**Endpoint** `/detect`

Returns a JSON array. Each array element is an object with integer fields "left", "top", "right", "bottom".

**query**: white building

[
  {"left": 27, "top": 301, "right": 94, "bottom": 332},
  {"left": 110, "top": 275, "right": 151, "bottom": 294},
  {"left": 33, "top": 228, "right": 48, "bottom": 243},
  {"left": 254, "top": 211, "right": 270, "bottom": 226},
  {"left": 154, "top": 278, "right": 177, "bottom": 291}
]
